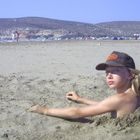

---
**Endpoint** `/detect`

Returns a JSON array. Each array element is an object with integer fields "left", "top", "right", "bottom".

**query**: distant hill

[
  {"left": 0, "top": 17, "right": 95, "bottom": 35},
  {"left": 0, "top": 17, "right": 140, "bottom": 41},
  {"left": 95, "top": 21, "right": 140, "bottom": 37}
]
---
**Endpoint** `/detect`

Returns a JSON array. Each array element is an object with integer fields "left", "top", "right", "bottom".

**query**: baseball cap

[{"left": 96, "top": 51, "right": 140, "bottom": 75}]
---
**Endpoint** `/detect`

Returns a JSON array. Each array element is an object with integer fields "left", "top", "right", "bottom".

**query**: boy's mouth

[{"left": 108, "top": 81, "right": 113, "bottom": 85}]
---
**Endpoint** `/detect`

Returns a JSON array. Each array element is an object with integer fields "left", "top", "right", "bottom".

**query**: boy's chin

[{"left": 108, "top": 85, "right": 116, "bottom": 89}]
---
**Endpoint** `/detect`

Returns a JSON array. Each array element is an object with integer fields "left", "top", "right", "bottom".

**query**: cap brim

[
  {"left": 96, "top": 61, "right": 124, "bottom": 70},
  {"left": 96, "top": 63, "right": 107, "bottom": 70}
]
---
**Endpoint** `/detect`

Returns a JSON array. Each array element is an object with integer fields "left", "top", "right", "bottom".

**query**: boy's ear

[{"left": 128, "top": 71, "right": 135, "bottom": 80}]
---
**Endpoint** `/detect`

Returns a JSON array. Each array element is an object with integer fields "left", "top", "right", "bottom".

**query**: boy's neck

[{"left": 117, "top": 83, "right": 131, "bottom": 93}]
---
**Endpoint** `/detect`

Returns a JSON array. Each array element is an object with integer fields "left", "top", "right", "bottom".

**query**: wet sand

[{"left": 0, "top": 40, "right": 140, "bottom": 140}]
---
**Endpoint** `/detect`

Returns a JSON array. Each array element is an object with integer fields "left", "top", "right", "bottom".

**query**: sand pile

[{"left": 0, "top": 73, "right": 140, "bottom": 140}]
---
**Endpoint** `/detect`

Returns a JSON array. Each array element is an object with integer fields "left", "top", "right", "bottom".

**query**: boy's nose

[{"left": 107, "top": 72, "right": 113, "bottom": 78}]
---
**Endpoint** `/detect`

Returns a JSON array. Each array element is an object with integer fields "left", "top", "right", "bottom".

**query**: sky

[{"left": 1, "top": 0, "right": 140, "bottom": 24}]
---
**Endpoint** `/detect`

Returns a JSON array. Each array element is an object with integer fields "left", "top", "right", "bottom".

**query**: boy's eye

[
  {"left": 106, "top": 69, "right": 120, "bottom": 75},
  {"left": 112, "top": 70, "right": 119, "bottom": 73},
  {"left": 106, "top": 72, "right": 109, "bottom": 76}
]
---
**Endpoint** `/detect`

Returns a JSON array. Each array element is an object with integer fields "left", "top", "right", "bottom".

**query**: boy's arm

[{"left": 28, "top": 94, "right": 122, "bottom": 119}]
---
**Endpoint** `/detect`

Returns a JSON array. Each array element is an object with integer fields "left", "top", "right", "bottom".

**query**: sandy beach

[{"left": 0, "top": 40, "right": 140, "bottom": 140}]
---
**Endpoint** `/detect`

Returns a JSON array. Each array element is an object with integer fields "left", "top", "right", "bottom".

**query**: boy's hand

[
  {"left": 66, "top": 91, "right": 80, "bottom": 102},
  {"left": 28, "top": 105, "right": 47, "bottom": 114}
]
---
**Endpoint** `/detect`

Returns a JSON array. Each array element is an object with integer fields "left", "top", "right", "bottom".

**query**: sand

[{"left": 0, "top": 40, "right": 140, "bottom": 140}]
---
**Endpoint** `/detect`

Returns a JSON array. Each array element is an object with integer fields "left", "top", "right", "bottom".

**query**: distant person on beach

[
  {"left": 15, "top": 31, "right": 20, "bottom": 43},
  {"left": 28, "top": 51, "right": 140, "bottom": 119}
]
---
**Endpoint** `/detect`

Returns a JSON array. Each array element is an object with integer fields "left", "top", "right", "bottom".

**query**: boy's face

[{"left": 105, "top": 66, "right": 132, "bottom": 90}]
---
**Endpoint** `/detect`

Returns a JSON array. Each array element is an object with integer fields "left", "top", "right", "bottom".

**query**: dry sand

[{"left": 0, "top": 40, "right": 140, "bottom": 140}]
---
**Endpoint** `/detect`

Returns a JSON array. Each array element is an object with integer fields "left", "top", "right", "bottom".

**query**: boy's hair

[{"left": 131, "top": 75, "right": 140, "bottom": 95}]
